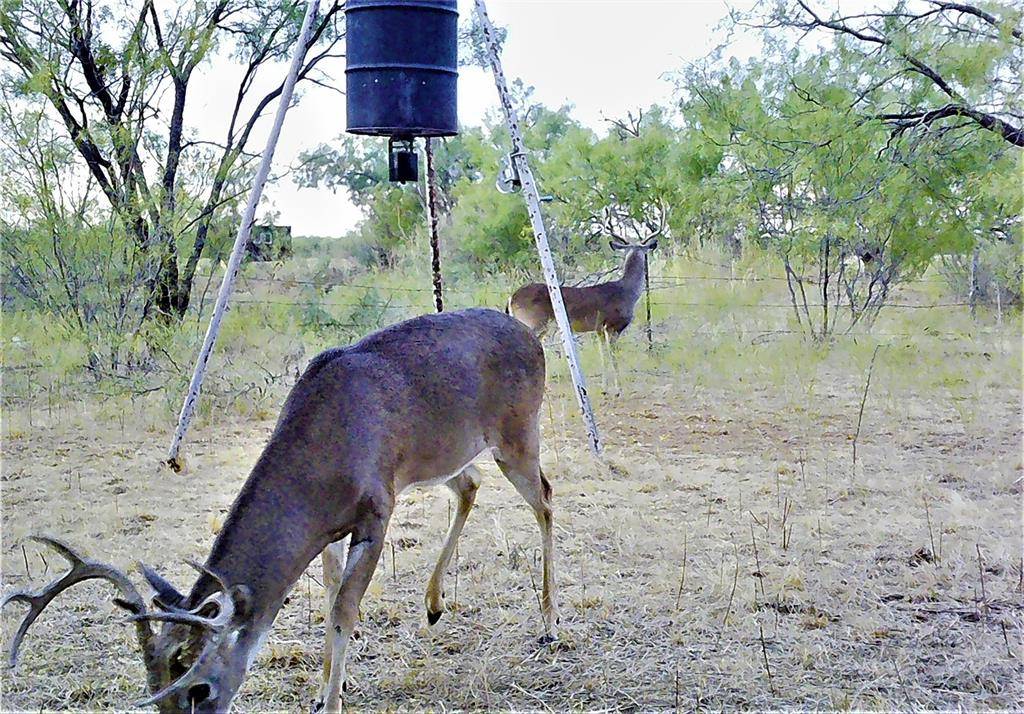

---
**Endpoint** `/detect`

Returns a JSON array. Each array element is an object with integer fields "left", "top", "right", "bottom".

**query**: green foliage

[
  {"left": 306, "top": 13, "right": 1016, "bottom": 323},
  {"left": 297, "top": 135, "right": 391, "bottom": 202},
  {"left": 4, "top": 0, "right": 1020, "bottom": 392},
  {"left": 450, "top": 181, "right": 533, "bottom": 270},
  {"left": 458, "top": 11, "right": 507, "bottom": 68},
  {"left": 671, "top": 2, "right": 1021, "bottom": 336},
  {"left": 352, "top": 187, "right": 425, "bottom": 268},
  {"left": 297, "top": 135, "right": 425, "bottom": 267},
  {"left": 1, "top": 0, "right": 345, "bottom": 321},
  {"left": 297, "top": 102, "right": 594, "bottom": 271},
  {"left": 0, "top": 221, "right": 149, "bottom": 371}
]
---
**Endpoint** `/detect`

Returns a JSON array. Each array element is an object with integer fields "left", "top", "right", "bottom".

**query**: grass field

[{"left": 2, "top": 252, "right": 1021, "bottom": 711}]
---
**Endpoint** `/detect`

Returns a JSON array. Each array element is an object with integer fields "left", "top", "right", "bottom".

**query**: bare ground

[{"left": 1, "top": 343, "right": 1022, "bottom": 712}]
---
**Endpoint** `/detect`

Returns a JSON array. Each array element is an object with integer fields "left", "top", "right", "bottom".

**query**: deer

[
  {"left": 507, "top": 216, "right": 661, "bottom": 394},
  {"left": 2, "top": 308, "right": 558, "bottom": 714}
]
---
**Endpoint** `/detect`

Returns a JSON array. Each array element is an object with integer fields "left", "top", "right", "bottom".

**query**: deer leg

[
  {"left": 604, "top": 330, "right": 622, "bottom": 396},
  {"left": 425, "top": 466, "right": 482, "bottom": 625},
  {"left": 315, "top": 512, "right": 389, "bottom": 714},
  {"left": 318, "top": 538, "right": 348, "bottom": 697},
  {"left": 494, "top": 450, "right": 559, "bottom": 641},
  {"left": 596, "top": 330, "right": 610, "bottom": 392}
]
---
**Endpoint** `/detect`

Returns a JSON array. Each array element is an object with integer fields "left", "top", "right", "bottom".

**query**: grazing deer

[
  {"left": 507, "top": 233, "right": 659, "bottom": 393},
  {"left": 2, "top": 308, "right": 557, "bottom": 714}
]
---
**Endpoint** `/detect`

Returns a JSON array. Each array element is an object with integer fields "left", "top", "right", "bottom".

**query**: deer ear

[
  {"left": 609, "top": 239, "right": 628, "bottom": 251},
  {"left": 139, "top": 563, "right": 186, "bottom": 610},
  {"left": 643, "top": 238, "right": 659, "bottom": 251}
]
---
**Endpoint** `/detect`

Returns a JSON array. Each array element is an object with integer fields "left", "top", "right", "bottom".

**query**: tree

[
  {"left": 744, "top": 0, "right": 1023, "bottom": 146},
  {"left": 297, "top": 95, "right": 587, "bottom": 272},
  {"left": 545, "top": 108, "right": 694, "bottom": 262},
  {"left": 452, "top": 101, "right": 586, "bottom": 271},
  {"left": 0, "top": 0, "right": 344, "bottom": 321},
  {"left": 295, "top": 131, "right": 486, "bottom": 268},
  {"left": 681, "top": 71, "right": 954, "bottom": 339},
  {"left": 671, "top": 0, "right": 1021, "bottom": 338},
  {"left": 0, "top": 101, "right": 152, "bottom": 370}
]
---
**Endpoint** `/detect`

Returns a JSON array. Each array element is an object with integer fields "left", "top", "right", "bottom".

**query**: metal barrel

[{"left": 345, "top": 0, "right": 459, "bottom": 137}]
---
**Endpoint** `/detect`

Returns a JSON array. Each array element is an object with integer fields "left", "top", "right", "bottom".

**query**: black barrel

[{"left": 346, "top": 0, "right": 459, "bottom": 138}]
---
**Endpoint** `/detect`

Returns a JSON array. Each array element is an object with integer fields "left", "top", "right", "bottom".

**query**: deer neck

[
  {"left": 619, "top": 250, "right": 648, "bottom": 298},
  {"left": 186, "top": 458, "right": 334, "bottom": 631}
]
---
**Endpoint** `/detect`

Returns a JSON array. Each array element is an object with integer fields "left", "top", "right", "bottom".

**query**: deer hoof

[
  {"left": 536, "top": 633, "right": 557, "bottom": 645},
  {"left": 311, "top": 698, "right": 325, "bottom": 714},
  {"left": 427, "top": 608, "right": 443, "bottom": 625}
]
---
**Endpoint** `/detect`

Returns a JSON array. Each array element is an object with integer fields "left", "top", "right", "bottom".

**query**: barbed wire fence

[{"left": 2, "top": 268, "right": 1012, "bottom": 411}]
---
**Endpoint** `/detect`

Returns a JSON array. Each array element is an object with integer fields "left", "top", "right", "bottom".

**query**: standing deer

[
  {"left": 507, "top": 232, "right": 659, "bottom": 394},
  {"left": 2, "top": 308, "right": 557, "bottom": 714}
]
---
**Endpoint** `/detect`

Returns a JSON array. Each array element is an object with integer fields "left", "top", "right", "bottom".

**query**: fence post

[
  {"left": 644, "top": 254, "right": 653, "bottom": 351},
  {"left": 969, "top": 245, "right": 980, "bottom": 320},
  {"left": 473, "top": 0, "right": 602, "bottom": 456},
  {"left": 425, "top": 138, "right": 445, "bottom": 313},
  {"left": 166, "top": 0, "right": 321, "bottom": 472}
]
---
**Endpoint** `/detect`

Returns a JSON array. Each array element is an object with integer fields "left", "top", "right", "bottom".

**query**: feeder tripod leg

[
  {"left": 165, "top": 0, "right": 321, "bottom": 472},
  {"left": 473, "top": 0, "right": 602, "bottom": 456}
]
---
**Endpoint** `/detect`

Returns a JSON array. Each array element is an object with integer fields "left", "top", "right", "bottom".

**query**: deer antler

[
  {"left": 129, "top": 590, "right": 234, "bottom": 632},
  {"left": 641, "top": 199, "right": 667, "bottom": 245},
  {"left": 131, "top": 565, "right": 245, "bottom": 711},
  {"left": 2, "top": 536, "right": 158, "bottom": 680},
  {"left": 599, "top": 204, "right": 636, "bottom": 246},
  {"left": 600, "top": 201, "right": 667, "bottom": 248},
  {"left": 130, "top": 560, "right": 235, "bottom": 632},
  {"left": 185, "top": 560, "right": 231, "bottom": 595},
  {"left": 3, "top": 537, "right": 245, "bottom": 706}
]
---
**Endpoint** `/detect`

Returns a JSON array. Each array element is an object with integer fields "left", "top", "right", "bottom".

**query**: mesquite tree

[
  {"left": 674, "top": 0, "right": 1021, "bottom": 338},
  {"left": 751, "top": 0, "right": 1023, "bottom": 147},
  {"left": 0, "top": 0, "right": 343, "bottom": 323}
]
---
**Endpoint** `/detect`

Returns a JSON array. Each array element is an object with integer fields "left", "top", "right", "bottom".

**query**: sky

[{"left": 188, "top": 0, "right": 757, "bottom": 237}]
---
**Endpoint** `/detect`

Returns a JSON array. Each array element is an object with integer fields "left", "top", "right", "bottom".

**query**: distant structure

[{"left": 246, "top": 224, "right": 293, "bottom": 261}]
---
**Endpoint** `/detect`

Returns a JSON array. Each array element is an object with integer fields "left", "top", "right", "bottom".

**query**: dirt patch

[{"left": 2, "top": 353, "right": 1022, "bottom": 711}]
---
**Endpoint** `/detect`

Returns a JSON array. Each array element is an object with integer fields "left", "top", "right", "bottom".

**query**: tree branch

[
  {"left": 878, "top": 103, "right": 1024, "bottom": 146},
  {"left": 926, "top": 0, "right": 1022, "bottom": 41}
]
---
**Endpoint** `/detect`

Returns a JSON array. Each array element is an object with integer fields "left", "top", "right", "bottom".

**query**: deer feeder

[{"left": 345, "top": 0, "right": 459, "bottom": 183}]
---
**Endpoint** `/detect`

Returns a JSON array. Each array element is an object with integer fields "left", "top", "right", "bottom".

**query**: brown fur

[
  {"left": 5, "top": 309, "right": 558, "bottom": 714},
  {"left": 508, "top": 241, "right": 657, "bottom": 339}
]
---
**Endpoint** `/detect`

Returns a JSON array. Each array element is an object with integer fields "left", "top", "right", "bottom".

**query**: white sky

[{"left": 189, "top": 0, "right": 757, "bottom": 237}]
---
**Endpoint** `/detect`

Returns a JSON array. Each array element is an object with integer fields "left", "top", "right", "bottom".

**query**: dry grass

[{"left": 1, "top": 259, "right": 1022, "bottom": 712}]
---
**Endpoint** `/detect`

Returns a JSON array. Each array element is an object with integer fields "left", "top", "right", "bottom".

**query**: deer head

[
  {"left": 3, "top": 536, "right": 258, "bottom": 713},
  {"left": 608, "top": 235, "right": 659, "bottom": 254},
  {"left": 601, "top": 200, "right": 664, "bottom": 259}
]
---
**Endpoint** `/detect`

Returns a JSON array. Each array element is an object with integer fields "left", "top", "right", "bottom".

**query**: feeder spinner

[
  {"left": 345, "top": 0, "right": 459, "bottom": 182},
  {"left": 388, "top": 137, "right": 418, "bottom": 183}
]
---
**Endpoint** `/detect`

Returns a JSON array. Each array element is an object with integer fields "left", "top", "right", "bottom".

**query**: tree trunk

[{"left": 969, "top": 244, "right": 980, "bottom": 319}]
